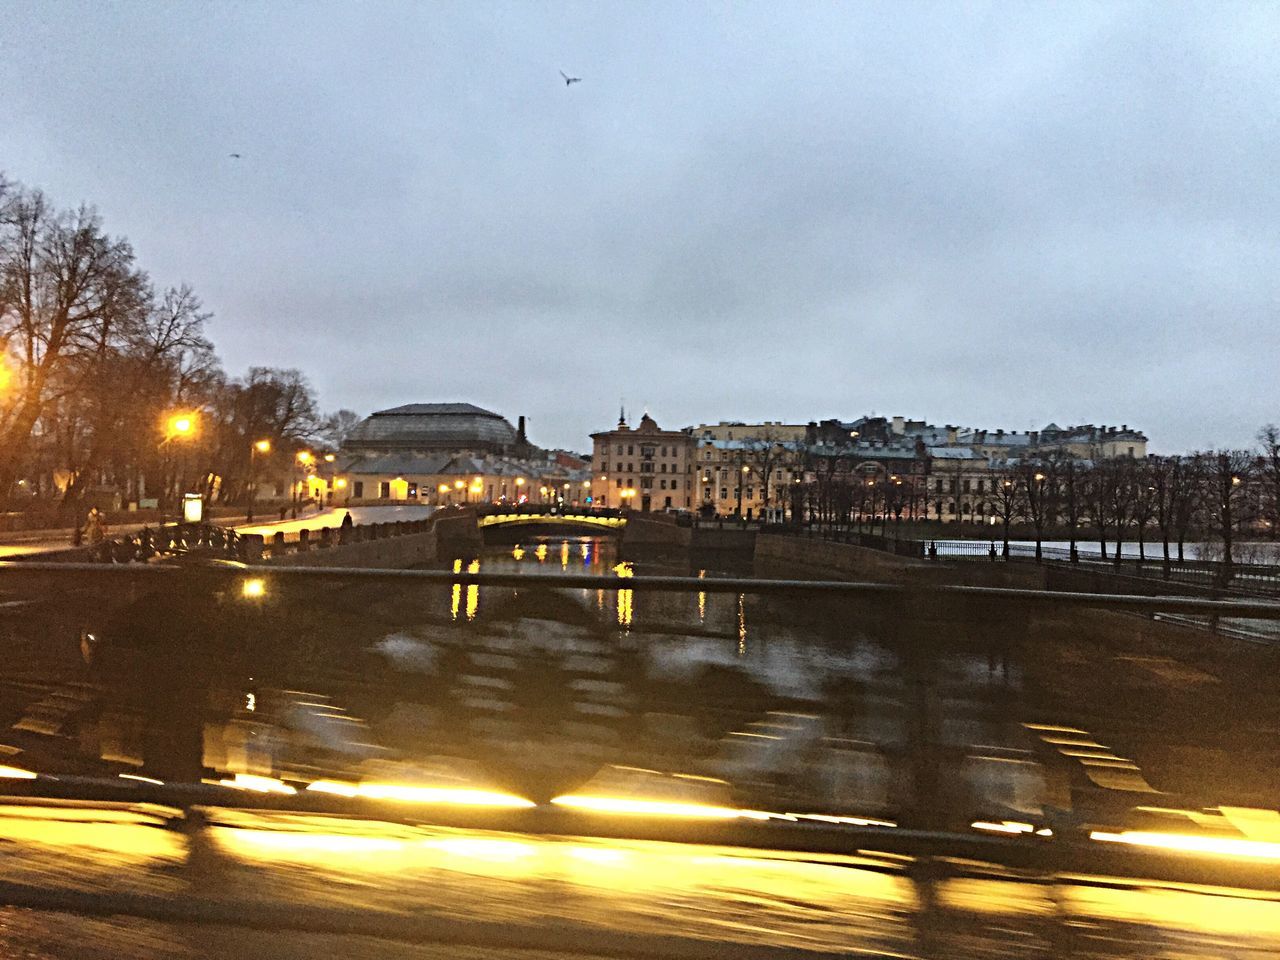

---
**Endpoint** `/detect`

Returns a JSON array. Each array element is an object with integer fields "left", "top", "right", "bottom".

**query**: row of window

[
  {"left": 614, "top": 478, "right": 692, "bottom": 490},
  {"left": 612, "top": 443, "right": 685, "bottom": 457}
]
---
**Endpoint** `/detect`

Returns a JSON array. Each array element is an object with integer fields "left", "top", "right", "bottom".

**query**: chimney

[
  {"left": 945, "top": 424, "right": 958, "bottom": 444},
  {"left": 891, "top": 415, "right": 905, "bottom": 436},
  {"left": 1121, "top": 424, "right": 1128, "bottom": 432},
  {"left": 517, "top": 415, "right": 528, "bottom": 445}
]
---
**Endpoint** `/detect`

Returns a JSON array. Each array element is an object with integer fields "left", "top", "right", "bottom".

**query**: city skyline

[{"left": 2, "top": 2, "right": 1276, "bottom": 453}]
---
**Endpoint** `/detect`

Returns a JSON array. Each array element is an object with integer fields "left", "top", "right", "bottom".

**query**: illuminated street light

[
  {"left": 454, "top": 479, "right": 464, "bottom": 489},
  {"left": 324, "top": 453, "right": 335, "bottom": 463},
  {"left": 164, "top": 412, "right": 198, "bottom": 440},
  {"left": 247, "top": 438, "right": 272, "bottom": 521},
  {"left": 516, "top": 477, "right": 526, "bottom": 487},
  {"left": 334, "top": 478, "right": 347, "bottom": 490},
  {"left": 438, "top": 483, "right": 450, "bottom": 495},
  {"left": 1034, "top": 472, "right": 1046, "bottom": 482},
  {"left": 296, "top": 450, "right": 313, "bottom": 464}
]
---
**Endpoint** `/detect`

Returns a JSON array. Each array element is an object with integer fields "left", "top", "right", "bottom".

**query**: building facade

[
  {"left": 336, "top": 403, "right": 589, "bottom": 506},
  {"left": 590, "top": 412, "right": 695, "bottom": 511}
]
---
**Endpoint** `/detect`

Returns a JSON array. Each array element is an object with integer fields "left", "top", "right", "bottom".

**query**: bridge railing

[{"left": 243, "top": 517, "right": 438, "bottom": 560}]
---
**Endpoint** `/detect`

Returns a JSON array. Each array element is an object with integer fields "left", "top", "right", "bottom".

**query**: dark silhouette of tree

[
  {"left": 988, "top": 469, "right": 1023, "bottom": 558},
  {"left": 1259, "top": 424, "right": 1280, "bottom": 540}
]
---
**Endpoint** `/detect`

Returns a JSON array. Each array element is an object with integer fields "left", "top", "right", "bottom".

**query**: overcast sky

[{"left": 2, "top": 2, "right": 1276, "bottom": 453}]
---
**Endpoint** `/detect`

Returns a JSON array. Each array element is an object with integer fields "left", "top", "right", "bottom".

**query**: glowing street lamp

[
  {"left": 164, "top": 412, "right": 198, "bottom": 441},
  {"left": 247, "top": 438, "right": 272, "bottom": 522}
]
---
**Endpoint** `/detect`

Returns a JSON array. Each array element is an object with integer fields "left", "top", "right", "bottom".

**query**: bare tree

[
  {"left": 989, "top": 469, "right": 1023, "bottom": 558},
  {"left": 1258, "top": 424, "right": 1280, "bottom": 540},
  {"left": 1129, "top": 458, "right": 1159, "bottom": 564},
  {"left": 1082, "top": 460, "right": 1116, "bottom": 561},
  {"left": 0, "top": 186, "right": 149, "bottom": 504},
  {"left": 1052, "top": 452, "right": 1084, "bottom": 562},
  {"left": 1016, "top": 458, "right": 1055, "bottom": 561},
  {"left": 319, "top": 408, "right": 363, "bottom": 451},
  {"left": 1206, "top": 449, "right": 1258, "bottom": 581}
]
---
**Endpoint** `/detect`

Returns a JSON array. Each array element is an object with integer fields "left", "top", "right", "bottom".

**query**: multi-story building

[
  {"left": 590, "top": 412, "right": 695, "bottom": 511},
  {"left": 806, "top": 415, "right": 1149, "bottom": 523},
  {"left": 335, "top": 403, "right": 587, "bottom": 506}
]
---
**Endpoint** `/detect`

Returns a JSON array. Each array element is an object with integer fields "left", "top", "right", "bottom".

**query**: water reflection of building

[{"left": 336, "top": 403, "right": 590, "bottom": 506}]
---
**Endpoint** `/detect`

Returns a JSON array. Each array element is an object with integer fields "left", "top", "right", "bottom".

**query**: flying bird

[
  {"left": 559, "top": 70, "right": 581, "bottom": 86},
  {"left": 229, "top": 153, "right": 242, "bottom": 159}
]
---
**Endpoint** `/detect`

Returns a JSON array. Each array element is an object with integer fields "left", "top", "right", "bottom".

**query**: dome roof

[{"left": 343, "top": 403, "right": 520, "bottom": 453}]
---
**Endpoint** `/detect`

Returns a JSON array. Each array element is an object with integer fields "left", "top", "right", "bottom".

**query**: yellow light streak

[
  {"left": 465, "top": 559, "right": 480, "bottom": 621},
  {"left": 794, "top": 813, "right": 898, "bottom": 828},
  {"left": 306, "top": 781, "right": 534, "bottom": 808},
  {"left": 972, "top": 820, "right": 1034, "bottom": 834},
  {"left": 118, "top": 773, "right": 164, "bottom": 786},
  {"left": 218, "top": 773, "right": 297, "bottom": 795},
  {"left": 1091, "top": 830, "right": 1280, "bottom": 861},
  {"left": 0, "top": 765, "right": 37, "bottom": 780},
  {"left": 551, "top": 794, "right": 771, "bottom": 820}
]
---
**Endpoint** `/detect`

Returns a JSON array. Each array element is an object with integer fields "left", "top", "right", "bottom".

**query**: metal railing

[{"left": 3, "top": 560, "right": 1280, "bottom": 893}]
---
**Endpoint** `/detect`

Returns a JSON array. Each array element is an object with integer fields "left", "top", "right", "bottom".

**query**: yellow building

[{"left": 590, "top": 412, "right": 695, "bottom": 511}]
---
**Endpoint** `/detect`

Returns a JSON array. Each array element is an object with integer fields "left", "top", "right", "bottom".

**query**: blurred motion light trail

[
  {"left": 307, "top": 781, "right": 535, "bottom": 808},
  {"left": 1091, "top": 830, "right": 1280, "bottom": 860},
  {"left": 552, "top": 795, "right": 773, "bottom": 820}
]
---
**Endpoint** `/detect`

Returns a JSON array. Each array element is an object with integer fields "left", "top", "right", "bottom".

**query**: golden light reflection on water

[
  {"left": 535, "top": 543, "right": 548, "bottom": 563},
  {"left": 697, "top": 569, "right": 706, "bottom": 623},
  {"left": 560, "top": 540, "right": 570, "bottom": 570},
  {"left": 511, "top": 545, "right": 525, "bottom": 560},
  {"left": 465, "top": 559, "right": 480, "bottom": 621},
  {"left": 613, "top": 561, "right": 633, "bottom": 627},
  {"left": 737, "top": 593, "right": 747, "bottom": 655}
]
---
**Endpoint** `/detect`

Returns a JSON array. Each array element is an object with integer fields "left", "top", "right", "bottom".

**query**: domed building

[
  {"left": 343, "top": 403, "right": 526, "bottom": 457},
  {"left": 335, "top": 402, "right": 590, "bottom": 506}
]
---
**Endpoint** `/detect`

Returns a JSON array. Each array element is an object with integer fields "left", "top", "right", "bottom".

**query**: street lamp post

[
  {"left": 293, "top": 450, "right": 313, "bottom": 518},
  {"left": 159, "top": 412, "right": 198, "bottom": 527},
  {"left": 247, "top": 439, "right": 270, "bottom": 522}
]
